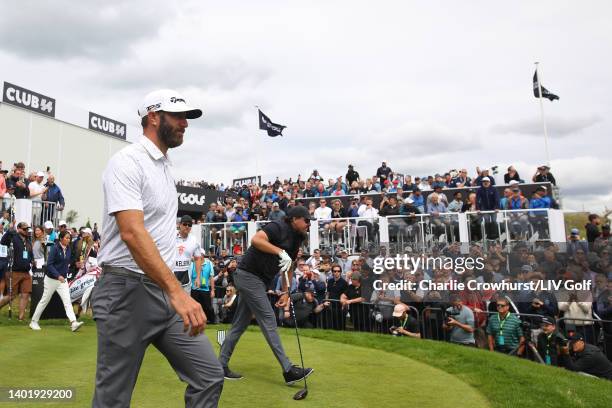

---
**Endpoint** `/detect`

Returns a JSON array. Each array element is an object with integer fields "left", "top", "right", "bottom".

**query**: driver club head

[{"left": 293, "top": 388, "right": 308, "bottom": 400}]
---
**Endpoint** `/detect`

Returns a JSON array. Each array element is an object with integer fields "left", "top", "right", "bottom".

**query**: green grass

[
  {"left": 300, "top": 329, "right": 612, "bottom": 408},
  {"left": 1, "top": 314, "right": 611, "bottom": 407},
  {"left": 0, "top": 319, "right": 487, "bottom": 408}
]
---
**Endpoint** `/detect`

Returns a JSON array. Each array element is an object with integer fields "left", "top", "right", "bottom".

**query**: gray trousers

[
  {"left": 91, "top": 269, "right": 224, "bottom": 408},
  {"left": 218, "top": 268, "right": 292, "bottom": 372}
]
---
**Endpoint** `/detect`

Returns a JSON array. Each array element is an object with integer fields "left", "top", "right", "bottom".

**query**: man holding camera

[
  {"left": 560, "top": 333, "right": 612, "bottom": 380},
  {"left": 535, "top": 317, "right": 566, "bottom": 366},
  {"left": 389, "top": 303, "right": 420, "bottom": 338},
  {"left": 444, "top": 294, "right": 475, "bottom": 346}
]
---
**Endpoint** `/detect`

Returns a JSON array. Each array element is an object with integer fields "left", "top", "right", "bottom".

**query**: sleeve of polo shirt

[
  {"left": 104, "top": 153, "right": 144, "bottom": 215},
  {"left": 262, "top": 222, "right": 282, "bottom": 245},
  {"left": 193, "top": 241, "right": 202, "bottom": 257}
]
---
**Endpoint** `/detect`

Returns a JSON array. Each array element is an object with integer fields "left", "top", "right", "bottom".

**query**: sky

[{"left": 0, "top": 1, "right": 611, "bottom": 212}]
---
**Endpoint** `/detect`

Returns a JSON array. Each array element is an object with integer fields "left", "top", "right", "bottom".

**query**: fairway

[{"left": 0, "top": 323, "right": 489, "bottom": 408}]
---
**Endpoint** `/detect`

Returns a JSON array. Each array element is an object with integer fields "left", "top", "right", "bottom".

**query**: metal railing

[{"left": 195, "top": 208, "right": 559, "bottom": 257}]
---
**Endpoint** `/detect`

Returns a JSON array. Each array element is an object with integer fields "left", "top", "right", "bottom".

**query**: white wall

[{"left": 0, "top": 103, "right": 130, "bottom": 227}]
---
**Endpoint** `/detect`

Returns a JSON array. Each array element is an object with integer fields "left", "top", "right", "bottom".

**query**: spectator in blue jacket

[
  {"left": 29, "top": 230, "right": 84, "bottom": 332},
  {"left": 476, "top": 178, "right": 499, "bottom": 211},
  {"left": 42, "top": 175, "right": 64, "bottom": 223},
  {"left": 529, "top": 187, "right": 551, "bottom": 238},
  {"left": 476, "top": 177, "right": 499, "bottom": 239}
]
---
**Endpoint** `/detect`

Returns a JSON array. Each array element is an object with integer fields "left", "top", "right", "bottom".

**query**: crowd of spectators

[
  {"left": 177, "top": 161, "right": 558, "bottom": 198},
  {"left": 201, "top": 234, "right": 612, "bottom": 378},
  {"left": 0, "top": 160, "right": 66, "bottom": 225}
]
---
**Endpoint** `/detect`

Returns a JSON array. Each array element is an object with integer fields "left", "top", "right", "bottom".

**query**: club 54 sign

[
  {"left": 2, "top": 81, "right": 56, "bottom": 117},
  {"left": 89, "top": 112, "right": 127, "bottom": 140}
]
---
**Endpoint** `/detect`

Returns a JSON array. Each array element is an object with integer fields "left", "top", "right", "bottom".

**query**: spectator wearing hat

[
  {"left": 408, "top": 188, "right": 425, "bottom": 214},
  {"left": 473, "top": 168, "right": 496, "bottom": 187},
  {"left": 567, "top": 228, "right": 589, "bottom": 257},
  {"left": 72, "top": 227, "right": 97, "bottom": 278},
  {"left": 560, "top": 333, "right": 612, "bottom": 380},
  {"left": 0, "top": 221, "right": 34, "bottom": 320},
  {"left": 532, "top": 165, "right": 556, "bottom": 186},
  {"left": 389, "top": 303, "right": 420, "bottom": 338},
  {"left": 536, "top": 316, "right": 566, "bottom": 366},
  {"left": 43, "top": 220, "right": 58, "bottom": 247},
  {"left": 427, "top": 193, "right": 449, "bottom": 239},
  {"left": 268, "top": 202, "right": 286, "bottom": 222},
  {"left": 282, "top": 287, "right": 329, "bottom": 328}
]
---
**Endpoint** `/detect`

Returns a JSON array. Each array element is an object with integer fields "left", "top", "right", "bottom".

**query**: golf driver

[{"left": 284, "top": 269, "right": 308, "bottom": 400}]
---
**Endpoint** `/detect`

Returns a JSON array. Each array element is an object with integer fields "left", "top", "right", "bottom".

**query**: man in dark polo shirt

[
  {"left": 324, "top": 264, "right": 348, "bottom": 329},
  {"left": 282, "top": 287, "right": 329, "bottom": 328},
  {"left": 219, "top": 205, "right": 315, "bottom": 385},
  {"left": 341, "top": 272, "right": 371, "bottom": 332},
  {"left": 0, "top": 221, "right": 34, "bottom": 320}
]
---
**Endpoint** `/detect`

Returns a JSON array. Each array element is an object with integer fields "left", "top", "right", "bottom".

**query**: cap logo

[
  {"left": 170, "top": 97, "right": 185, "bottom": 103},
  {"left": 146, "top": 103, "right": 161, "bottom": 112}
]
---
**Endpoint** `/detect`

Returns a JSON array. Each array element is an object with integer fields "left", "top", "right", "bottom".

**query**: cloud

[
  {"left": 491, "top": 115, "right": 602, "bottom": 137},
  {"left": 0, "top": 1, "right": 177, "bottom": 60}
]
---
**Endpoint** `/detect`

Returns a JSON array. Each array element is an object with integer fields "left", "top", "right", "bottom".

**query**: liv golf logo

[
  {"left": 178, "top": 192, "right": 206, "bottom": 206},
  {"left": 2, "top": 81, "right": 55, "bottom": 117},
  {"left": 89, "top": 112, "right": 126, "bottom": 140}
]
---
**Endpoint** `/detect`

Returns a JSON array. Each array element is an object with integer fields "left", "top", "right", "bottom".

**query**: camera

[{"left": 444, "top": 310, "right": 460, "bottom": 324}]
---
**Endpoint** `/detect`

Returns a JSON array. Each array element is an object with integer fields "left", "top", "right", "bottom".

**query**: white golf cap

[
  {"left": 44, "top": 220, "right": 54, "bottom": 229},
  {"left": 138, "top": 89, "right": 202, "bottom": 119},
  {"left": 482, "top": 177, "right": 490, "bottom": 182},
  {"left": 59, "top": 220, "right": 67, "bottom": 226},
  {"left": 36, "top": 171, "right": 45, "bottom": 177},
  {"left": 404, "top": 197, "right": 414, "bottom": 204},
  {"left": 82, "top": 227, "right": 92, "bottom": 235},
  {"left": 508, "top": 180, "right": 520, "bottom": 186}
]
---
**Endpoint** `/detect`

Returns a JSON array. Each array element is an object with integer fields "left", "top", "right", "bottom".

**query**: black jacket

[{"left": 0, "top": 230, "right": 33, "bottom": 272}]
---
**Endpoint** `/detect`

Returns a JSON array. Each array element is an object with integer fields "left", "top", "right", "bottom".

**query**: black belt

[{"left": 102, "top": 266, "right": 155, "bottom": 283}]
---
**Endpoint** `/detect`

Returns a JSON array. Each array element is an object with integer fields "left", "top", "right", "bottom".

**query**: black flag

[
  {"left": 533, "top": 71, "right": 559, "bottom": 101},
  {"left": 258, "top": 109, "right": 286, "bottom": 137}
]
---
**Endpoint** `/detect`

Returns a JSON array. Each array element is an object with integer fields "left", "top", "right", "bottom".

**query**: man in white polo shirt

[
  {"left": 93, "top": 89, "right": 223, "bottom": 408},
  {"left": 175, "top": 214, "right": 202, "bottom": 293}
]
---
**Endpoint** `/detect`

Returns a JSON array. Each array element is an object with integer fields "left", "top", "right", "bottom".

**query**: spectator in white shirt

[
  {"left": 314, "top": 198, "right": 332, "bottom": 231},
  {"left": 357, "top": 198, "right": 379, "bottom": 241},
  {"left": 28, "top": 171, "right": 47, "bottom": 202}
]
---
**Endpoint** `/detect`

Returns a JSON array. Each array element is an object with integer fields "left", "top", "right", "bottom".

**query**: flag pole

[
  {"left": 535, "top": 62, "right": 551, "bottom": 166},
  {"left": 254, "top": 105, "right": 261, "bottom": 184}
]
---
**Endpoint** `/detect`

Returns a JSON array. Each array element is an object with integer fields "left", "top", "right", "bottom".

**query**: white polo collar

[{"left": 139, "top": 136, "right": 172, "bottom": 165}]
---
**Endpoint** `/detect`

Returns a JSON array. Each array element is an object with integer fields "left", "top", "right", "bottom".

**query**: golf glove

[{"left": 278, "top": 250, "right": 292, "bottom": 274}]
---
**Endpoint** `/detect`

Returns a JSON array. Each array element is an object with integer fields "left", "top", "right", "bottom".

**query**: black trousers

[{"left": 191, "top": 290, "right": 216, "bottom": 324}]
